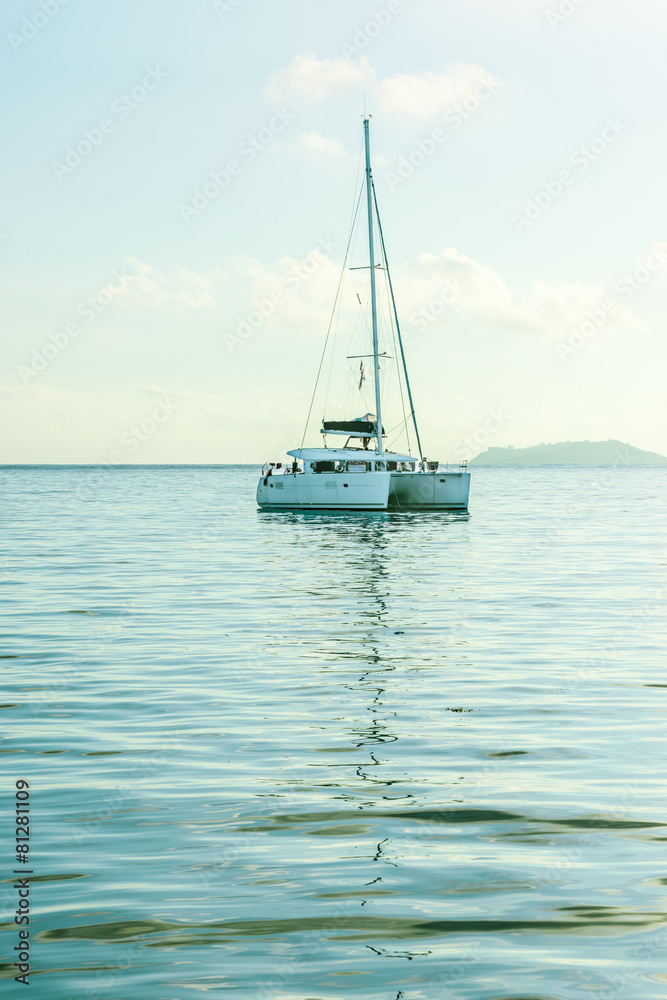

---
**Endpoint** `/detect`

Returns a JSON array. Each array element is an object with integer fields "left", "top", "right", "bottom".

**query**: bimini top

[
  {"left": 321, "top": 414, "right": 383, "bottom": 438},
  {"left": 322, "top": 420, "right": 379, "bottom": 437},
  {"left": 287, "top": 447, "right": 418, "bottom": 463}
]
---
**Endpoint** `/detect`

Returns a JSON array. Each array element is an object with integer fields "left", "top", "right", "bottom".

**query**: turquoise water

[{"left": 2, "top": 464, "right": 667, "bottom": 999}]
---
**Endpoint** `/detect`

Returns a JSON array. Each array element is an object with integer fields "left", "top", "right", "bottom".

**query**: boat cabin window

[
  {"left": 346, "top": 461, "right": 369, "bottom": 473},
  {"left": 313, "top": 461, "right": 336, "bottom": 473},
  {"left": 386, "top": 462, "right": 397, "bottom": 471}
]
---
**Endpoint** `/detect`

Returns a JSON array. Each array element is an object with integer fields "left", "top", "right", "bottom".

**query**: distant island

[{"left": 470, "top": 440, "right": 667, "bottom": 465}]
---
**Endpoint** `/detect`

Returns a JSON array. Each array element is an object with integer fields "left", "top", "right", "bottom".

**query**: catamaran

[{"left": 256, "top": 118, "right": 470, "bottom": 511}]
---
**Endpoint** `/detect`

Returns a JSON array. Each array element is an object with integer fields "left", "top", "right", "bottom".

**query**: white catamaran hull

[
  {"left": 388, "top": 471, "right": 470, "bottom": 510},
  {"left": 257, "top": 472, "right": 391, "bottom": 510}
]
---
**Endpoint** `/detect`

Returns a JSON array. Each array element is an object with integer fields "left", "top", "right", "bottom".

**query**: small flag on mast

[{"left": 358, "top": 361, "right": 365, "bottom": 390}]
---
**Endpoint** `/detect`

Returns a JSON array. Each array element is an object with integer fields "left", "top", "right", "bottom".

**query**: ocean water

[{"left": 2, "top": 463, "right": 667, "bottom": 1000}]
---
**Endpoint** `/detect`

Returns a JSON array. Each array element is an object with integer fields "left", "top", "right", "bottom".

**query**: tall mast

[
  {"left": 372, "top": 181, "right": 423, "bottom": 461},
  {"left": 363, "top": 117, "right": 383, "bottom": 457}
]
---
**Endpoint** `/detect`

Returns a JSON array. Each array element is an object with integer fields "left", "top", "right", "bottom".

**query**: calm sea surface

[{"left": 2, "top": 464, "right": 667, "bottom": 1000}]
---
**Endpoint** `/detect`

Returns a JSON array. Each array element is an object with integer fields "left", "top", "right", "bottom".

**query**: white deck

[{"left": 287, "top": 447, "right": 417, "bottom": 463}]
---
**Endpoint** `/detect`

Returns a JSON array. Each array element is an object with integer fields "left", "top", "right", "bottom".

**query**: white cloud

[
  {"left": 117, "top": 257, "right": 222, "bottom": 310},
  {"left": 110, "top": 248, "right": 342, "bottom": 326},
  {"left": 265, "top": 53, "right": 503, "bottom": 120},
  {"left": 4, "top": 247, "right": 659, "bottom": 463},
  {"left": 265, "top": 52, "right": 375, "bottom": 104},
  {"left": 377, "top": 64, "right": 500, "bottom": 119},
  {"left": 296, "top": 132, "right": 348, "bottom": 157},
  {"left": 391, "top": 248, "right": 626, "bottom": 341},
  {"left": 227, "top": 244, "right": 615, "bottom": 345},
  {"left": 106, "top": 248, "right": 342, "bottom": 341}
]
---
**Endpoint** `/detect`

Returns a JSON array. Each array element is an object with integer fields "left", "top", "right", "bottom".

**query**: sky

[{"left": 2, "top": 0, "right": 667, "bottom": 463}]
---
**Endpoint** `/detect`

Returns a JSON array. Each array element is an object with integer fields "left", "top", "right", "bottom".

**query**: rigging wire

[
  {"left": 323, "top": 181, "right": 365, "bottom": 420},
  {"left": 372, "top": 179, "right": 423, "bottom": 460},
  {"left": 383, "top": 263, "right": 411, "bottom": 455},
  {"left": 321, "top": 136, "right": 366, "bottom": 423},
  {"left": 300, "top": 179, "right": 364, "bottom": 450}
]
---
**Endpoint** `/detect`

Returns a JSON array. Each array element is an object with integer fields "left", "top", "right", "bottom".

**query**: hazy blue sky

[{"left": 2, "top": 0, "right": 667, "bottom": 462}]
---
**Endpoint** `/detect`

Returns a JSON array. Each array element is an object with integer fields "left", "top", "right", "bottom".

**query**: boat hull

[
  {"left": 257, "top": 471, "right": 391, "bottom": 510},
  {"left": 388, "top": 471, "right": 470, "bottom": 510}
]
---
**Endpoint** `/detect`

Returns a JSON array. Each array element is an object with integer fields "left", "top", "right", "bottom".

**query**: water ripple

[{"left": 3, "top": 464, "right": 667, "bottom": 999}]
